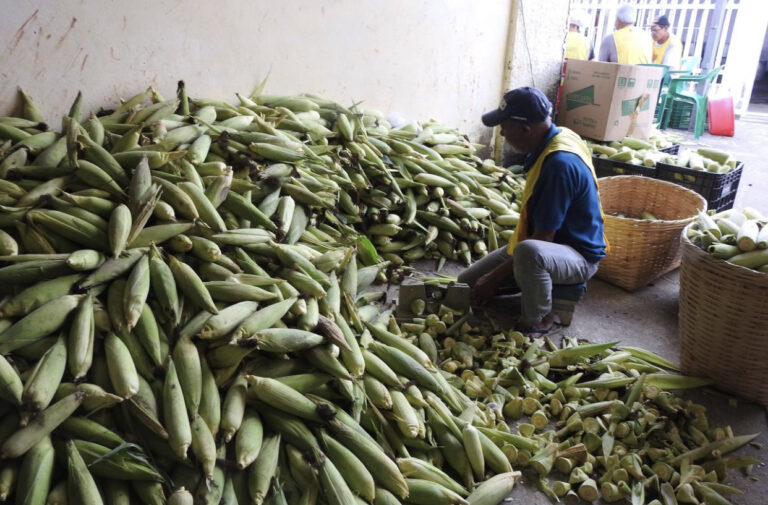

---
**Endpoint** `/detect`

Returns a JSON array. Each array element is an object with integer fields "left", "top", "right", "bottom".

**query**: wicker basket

[
  {"left": 679, "top": 229, "right": 768, "bottom": 404},
  {"left": 595, "top": 176, "right": 706, "bottom": 291}
]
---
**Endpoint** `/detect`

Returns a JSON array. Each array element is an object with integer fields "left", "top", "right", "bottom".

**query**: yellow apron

[
  {"left": 613, "top": 26, "right": 650, "bottom": 64},
  {"left": 652, "top": 37, "right": 671, "bottom": 64},
  {"left": 652, "top": 33, "right": 678, "bottom": 64},
  {"left": 565, "top": 31, "right": 589, "bottom": 60},
  {"left": 506, "top": 127, "right": 610, "bottom": 255}
]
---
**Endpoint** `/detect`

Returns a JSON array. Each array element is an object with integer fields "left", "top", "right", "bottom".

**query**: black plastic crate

[
  {"left": 708, "top": 190, "right": 737, "bottom": 212},
  {"left": 658, "top": 144, "right": 680, "bottom": 155},
  {"left": 593, "top": 156, "right": 656, "bottom": 178},
  {"left": 655, "top": 161, "right": 743, "bottom": 207},
  {"left": 668, "top": 100, "right": 694, "bottom": 130}
]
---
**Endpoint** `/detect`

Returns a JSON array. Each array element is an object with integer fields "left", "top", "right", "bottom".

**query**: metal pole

[{"left": 701, "top": 0, "right": 728, "bottom": 73}]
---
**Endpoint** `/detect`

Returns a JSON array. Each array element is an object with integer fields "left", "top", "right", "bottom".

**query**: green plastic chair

[
  {"left": 666, "top": 56, "right": 700, "bottom": 79},
  {"left": 640, "top": 63, "right": 670, "bottom": 123},
  {"left": 679, "top": 56, "right": 701, "bottom": 73},
  {"left": 659, "top": 65, "right": 724, "bottom": 139}
]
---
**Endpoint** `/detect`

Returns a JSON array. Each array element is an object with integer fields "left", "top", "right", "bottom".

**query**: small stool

[
  {"left": 493, "top": 282, "right": 587, "bottom": 326},
  {"left": 551, "top": 282, "right": 587, "bottom": 326}
]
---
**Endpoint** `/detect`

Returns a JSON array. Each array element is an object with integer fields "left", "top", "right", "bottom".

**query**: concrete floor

[
  {"left": 673, "top": 102, "right": 768, "bottom": 212},
  {"left": 400, "top": 109, "right": 768, "bottom": 504},
  {"left": 517, "top": 113, "right": 767, "bottom": 504},
  {"left": 521, "top": 114, "right": 768, "bottom": 504}
]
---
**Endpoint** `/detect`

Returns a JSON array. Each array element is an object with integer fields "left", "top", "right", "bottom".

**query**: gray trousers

[{"left": 457, "top": 240, "right": 599, "bottom": 325}]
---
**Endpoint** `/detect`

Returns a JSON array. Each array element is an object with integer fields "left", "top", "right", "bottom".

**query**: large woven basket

[
  {"left": 679, "top": 229, "right": 768, "bottom": 404},
  {"left": 596, "top": 176, "right": 706, "bottom": 291}
]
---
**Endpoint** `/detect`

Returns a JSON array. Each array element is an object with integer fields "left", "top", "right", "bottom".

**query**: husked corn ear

[
  {"left": 369, "top": 342, "right": 444, "bottom": 394},
  {"left": 168, "top": 254, "right": 218, "bottom": 314},
  {"left": 327, "top": 417, "right": 409, "bottom": 499},
  {"left": 173, "top": 334, "right": 202, "bottom": 418},
  {"left": 0, "top": 352, "right": 22, "bottom": 407},
  {"left": 315, "top": 448, "right": 358, "bottom": 505},
  {"left": 462, "top": 424, "right": 485, "bottom": 479},
  {"left": 190, "top": 415, "right": 217, "bottom": 481},
  {"left": 0, "top": 294, "right": 83, "bottom": 353},
  {"left": 0, "top": 392, "right": 84, "bottom": 459},
  {"left": 221, "top": 374, "right": 248, "bottom": 443},
  {"left": 320, "top": 430, "right": 376, "bottom": 501},
  {"left": 391, "top": 390, "right": 420, "bottom": 438},
  {"left": 398, "top": 457, "right": 469, "bottom": 496},
  {"left": 21, "top": 335, "right": 67, "bottom": 413},
  {"left": 250, "top": 142, "right": 305, "bottom": 162},
  {"left": 104, "top": 333, "right": 139, "bottom": 399},
  {"left": 123, "top": 254, "right": 150, "bottom": 331},
  {"left": 465, "top": 471, "right": 521, "bottom": 505},
  {"left": 163, "top": 359, "right": 192, "bottom": 459},
  {"left": 235, "top": 408, "right": 263, "bottom": 469},
  {"left": 246, "top": 375, "right": 331, "bottom": 422},
  {"left": 249, "top": 327, "right": 325, "bottom": 353},
  {"left": 16, "top": 435, "right": 55, "bottom": 505},
  {"left": 405, "top": 478, "right": 469, "bottom": 505},
  {"left": 364, "top": 375, "right": 393, "bottom": 409},
  {"left": 198, "top": 300, "right": 259, "bottom": 340},
  {"left": 65, "top": 440, "right": 104, "bottom": 505},
  {"left": 248, "top": 433, "right": 281, "bottom": 505},
  {"left": 55, "top": 382, "right": 123, "bottom": 413}
]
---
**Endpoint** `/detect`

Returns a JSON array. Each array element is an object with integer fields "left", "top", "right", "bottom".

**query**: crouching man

[{"left": 458, "top": 87, "right": 609, "bottom": 334}]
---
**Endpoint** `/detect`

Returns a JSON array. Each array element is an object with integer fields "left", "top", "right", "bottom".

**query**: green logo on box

[
  {"left": 621, "top": 96, "right": 650, "bottom": 116},
  {"left": 566, "top": 85, "right": 596, "bottom": 110}
]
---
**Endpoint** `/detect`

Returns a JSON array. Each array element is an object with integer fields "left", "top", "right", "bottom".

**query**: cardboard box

[{"left": 556, "top": 60, "right": 663, "bottom": 142}]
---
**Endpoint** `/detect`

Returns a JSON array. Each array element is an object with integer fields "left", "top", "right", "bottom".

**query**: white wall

[
  {"left": 0, "top": 0, "right": 518, "bottom": 143},
  {"left": 508, "top": 0, "right": 570, "bottom": 96}
]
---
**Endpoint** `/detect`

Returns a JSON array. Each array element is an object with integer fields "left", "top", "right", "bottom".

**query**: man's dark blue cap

[{"left": 481, "top": 86, "right": 553, "bottom": 127}]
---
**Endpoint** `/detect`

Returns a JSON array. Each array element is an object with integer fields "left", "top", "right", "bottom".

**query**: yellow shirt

[
  {"left": 652, "top": 38, "right": 671, "bottom": 64},
  {"left": 613, "top": 26, "right": 651, "bottom": 64},
  {"left": 653, "top": 33, "right": 681, "bottom": 67},
  {"left": 507, "top": 127, "right": 610, "bottom": 255},
  {"left": 565, "top": 31, "right": 589, "bottom": 60}
]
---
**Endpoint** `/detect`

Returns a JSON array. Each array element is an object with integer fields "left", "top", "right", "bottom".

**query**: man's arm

[
  {"left": 473, "top": 154, "right": 575, "bottom": 302},
  {"left": 598, "top": 34, "right": 616, "bottom": 62},
  {"left": 663, "top": 37, "right": 683, "bottom": 69}
]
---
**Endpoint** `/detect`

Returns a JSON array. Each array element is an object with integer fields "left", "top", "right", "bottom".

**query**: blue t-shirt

[{"left": 522, "top": 125, "right": 607, "bottom": 263}]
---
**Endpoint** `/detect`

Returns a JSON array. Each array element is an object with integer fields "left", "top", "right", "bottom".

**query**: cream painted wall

[
  {"left": 508, "top": 0, "right": 570, "bottom": 97},
  {"left": 498, "top": 0, "right": 570, "bottom": 162},
  {"left": 0, "top": 1, "right": 567, "bottom": 147}
]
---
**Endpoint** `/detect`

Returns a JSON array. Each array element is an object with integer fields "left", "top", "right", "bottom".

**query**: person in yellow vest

[
  {"left": 651, "top": 15, "right": 683, "bottom": 68},
  {"left": 458, "top": 87, "right": 608, "bottom": 335},
  {"left": 565, "top": 14, "right": 591, "bottom": 60},
  {"left": 598, "top": 4, "right": 652, "bottom": 64}
]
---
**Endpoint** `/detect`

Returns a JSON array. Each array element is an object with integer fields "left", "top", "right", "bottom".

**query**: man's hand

[{"left": 473, "top": 272, "right": 499, "bottom": 304}]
